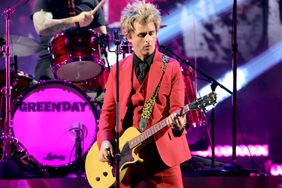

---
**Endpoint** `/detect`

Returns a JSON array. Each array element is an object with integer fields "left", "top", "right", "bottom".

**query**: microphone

[
  {"left": 113, "top": 29, "right": 121, "bottom": 45},
  {"left": 69, "top": 122, "right": 88, "bottom": 140}
]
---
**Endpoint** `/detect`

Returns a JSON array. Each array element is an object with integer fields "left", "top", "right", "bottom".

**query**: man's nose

[{"left": 145, "top": 34, "right": 152, "bottom": 43}]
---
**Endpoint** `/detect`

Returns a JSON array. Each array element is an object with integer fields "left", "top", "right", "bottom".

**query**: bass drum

[{"left": 12, "top": 81, "right": 97, "bottom": 170}]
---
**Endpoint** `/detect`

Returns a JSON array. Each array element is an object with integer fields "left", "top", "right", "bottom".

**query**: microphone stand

[
  {"left": 113, "top": 30, "right": 121, "bottom": 188},
  {"left": 159, "top": 45, "right": 232, "bottom": 170},
  {"left": 231, "top": 0, "right": 238, "bottom": 165},
  {"left": 74, "top": 129, "right": 83, "bottom": 177}
]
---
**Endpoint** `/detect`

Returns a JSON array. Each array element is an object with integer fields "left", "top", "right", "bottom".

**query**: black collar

[{"left": 133, "top": 50, "right": 155, "bottom": 67}]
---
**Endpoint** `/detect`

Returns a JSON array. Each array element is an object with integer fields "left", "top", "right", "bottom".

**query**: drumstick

[{"left": 90, "top": 0, "right": 106, "bottom": 15}]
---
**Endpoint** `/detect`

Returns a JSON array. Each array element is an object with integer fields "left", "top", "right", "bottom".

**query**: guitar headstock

[{"left": 188, "top": 92, "right": 217, "bottom": 110}]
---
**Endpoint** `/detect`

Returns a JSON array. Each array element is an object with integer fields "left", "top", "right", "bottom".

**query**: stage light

[
  {"left": 191, "top": 144, "right": 269, "bottom": 157},
  {"left": 158, "top": 0, "right": 245, "bottom": 44},
  {"left": 270, "top": 164, "right": 282, "bottom": 176},
  {"left": 198, "top": 41, "right": 282, "bottom": 108}
]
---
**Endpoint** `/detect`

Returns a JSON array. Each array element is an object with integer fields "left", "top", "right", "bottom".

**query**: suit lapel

[
  {"left": 145, "top": 50, "right": 164, "bottom": 102},
  {"left": 119, "top": 55, "right": 134, "bottom": 107}
]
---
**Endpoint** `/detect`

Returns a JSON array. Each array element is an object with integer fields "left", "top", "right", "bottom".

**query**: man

[
  {"left": 32, "top": 0, "right": 107, "bottom": 80},
  {"left": 97, "top": 1, "right": 191, "bottom": 187}
]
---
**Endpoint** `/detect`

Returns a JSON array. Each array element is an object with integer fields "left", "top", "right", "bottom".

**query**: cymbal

[{"left": 2, "top": 35, "right": 41, "bottom": 57}]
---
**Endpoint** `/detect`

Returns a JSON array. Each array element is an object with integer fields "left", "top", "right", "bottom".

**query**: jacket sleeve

[
  {"left": 96, "top": 65, "right": 116, "bottom": 148},
  {"left": 169, "top": 60, "right": 185, "bottom": 114}
]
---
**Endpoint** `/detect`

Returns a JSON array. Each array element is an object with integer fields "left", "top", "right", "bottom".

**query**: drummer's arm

[{"left": 33, "top": 9, "right": 94, "bottom": 36}]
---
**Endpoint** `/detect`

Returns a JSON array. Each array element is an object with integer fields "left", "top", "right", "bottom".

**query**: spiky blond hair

[{"left": 120, "top": 1, "right": 161, "bottom": 39}]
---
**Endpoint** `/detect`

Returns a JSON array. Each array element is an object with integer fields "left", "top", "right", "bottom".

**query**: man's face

[{"left": 127, "top": 21, "right": 157, "bottom": 60}]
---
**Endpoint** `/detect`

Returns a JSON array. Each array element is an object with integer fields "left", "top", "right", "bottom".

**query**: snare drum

[
  {"left": 49, "top": 27, "right": 104, "bottom": 82},
  {"left": 12, "top": 81, "right": 97, "bottom": 168}
]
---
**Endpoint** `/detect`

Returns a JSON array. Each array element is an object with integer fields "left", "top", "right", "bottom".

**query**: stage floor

[{"left": 0, "top": 175, "right": 280, "bottom": 188}]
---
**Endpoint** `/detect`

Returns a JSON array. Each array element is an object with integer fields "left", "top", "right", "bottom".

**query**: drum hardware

[
  {"left": 99, "top": 33, "right": 111, "bottom": 72},
  {"left": 0, "top": 35, "right": 5, "bottom": 57},
  {"left": 120, "top": 39, "right": 133, "bottom": 58},
  {"left": 0, "top": 34, "right": 40, "bottom": 57},
  {"left": 0, "top": 4, "right": 47, "bottom": 178},
  {"left": 1, "top": 4, "right": 18, "bottom": 163},
  {"left": 68, "top": 122, "right": 85, "bottom": 177},
  {"left": 0, "top": 136, "right": 50, "bottom": 178}
]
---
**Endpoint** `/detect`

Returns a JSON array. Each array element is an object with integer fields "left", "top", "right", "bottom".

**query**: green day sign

[
  {"left": 18, "top": 101, "right": 88, "bottom": 112},
  {"left": 12, "top": 82, "right": 97, "bottom": 167}
]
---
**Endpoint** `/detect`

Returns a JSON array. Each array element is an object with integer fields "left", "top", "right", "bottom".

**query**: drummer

[{"left": 32, "top": 0, "right": 107, "bottom": 81}]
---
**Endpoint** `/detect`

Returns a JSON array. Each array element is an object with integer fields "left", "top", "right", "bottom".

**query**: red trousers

[{"left": 119, "top": 142, "right": 184, "bottom": 188}]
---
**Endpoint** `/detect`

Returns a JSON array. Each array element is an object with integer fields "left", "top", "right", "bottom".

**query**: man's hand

[
  {"left": 98, "top": 140, "right": 114, "bottom": 162},
  {"left": 166, "top": 112, "right": 186, "bottom": 132},
  {"left": 73, "top": 11, "right": 94, "bottom": 27}
]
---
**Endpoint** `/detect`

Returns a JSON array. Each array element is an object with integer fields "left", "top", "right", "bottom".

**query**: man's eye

[{"left": 138, "top": 33, "right": 146, "bottom": 38}]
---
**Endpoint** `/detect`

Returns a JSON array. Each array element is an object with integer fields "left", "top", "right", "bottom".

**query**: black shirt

[{"left": 133, "top": 51, "right": 155, "bottom": 83}]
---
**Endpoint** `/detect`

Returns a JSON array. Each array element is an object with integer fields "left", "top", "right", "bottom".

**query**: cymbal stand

[
  {"left": 1, "top": 6, "right": 15, "bottom": 161},
  {"left": 0, "top": 3, "right": 49, "bottom": 178}
]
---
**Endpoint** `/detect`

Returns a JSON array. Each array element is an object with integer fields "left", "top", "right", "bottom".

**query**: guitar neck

[
  {"left": 127, "top": 91, "right": 217, "bottom": 149},
  {"left": 128, "top": 105, "right": 190, "bottom": 149}
]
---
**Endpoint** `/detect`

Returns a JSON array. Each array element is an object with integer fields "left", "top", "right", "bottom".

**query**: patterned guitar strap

[{"left": 138, "top": 54, "right": 169, "bottom": 132}]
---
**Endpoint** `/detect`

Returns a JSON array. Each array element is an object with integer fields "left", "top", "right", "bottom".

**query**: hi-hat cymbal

[{"left": 2, "top": 35, "right": 41, "bottom": 57}]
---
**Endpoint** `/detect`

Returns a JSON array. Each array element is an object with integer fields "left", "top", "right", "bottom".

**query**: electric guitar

[{"left": 85, "top": 92, "right": 217, "bottom": 188}]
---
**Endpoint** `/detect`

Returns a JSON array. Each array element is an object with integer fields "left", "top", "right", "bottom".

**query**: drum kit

[
  {"left": 0, "top": 20, "right": 138, "bottom": 176},
  {"left": 0, "top": 12, "right": 205, "bottom": 178}
]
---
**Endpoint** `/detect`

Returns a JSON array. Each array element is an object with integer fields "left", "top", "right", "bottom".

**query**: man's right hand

[
  {"left": 98, "top": 140, "right": 114, "bottom": 162},
  {"left": 73, "top": 11, "right": 94, "bottom": 27}
]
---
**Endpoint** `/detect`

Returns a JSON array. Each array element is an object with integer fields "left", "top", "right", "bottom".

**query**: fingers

[
  {"left": 99, "top": 141, "right": 114, "bottom": 162},
  {"left": 75, "top": 12, "right": 94, "bottom": 27},
  {"left": 167, "top": 112, "right": 186, "bottom": 130},
  {"left": 100, "top": 148, "right": 112, "bottom": 162}
]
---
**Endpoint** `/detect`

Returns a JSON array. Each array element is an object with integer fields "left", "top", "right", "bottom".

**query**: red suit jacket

[{"left": 97, "top": 49, "right": 191, "bottom": 167}]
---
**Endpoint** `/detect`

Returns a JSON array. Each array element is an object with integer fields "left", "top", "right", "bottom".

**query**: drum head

[
  {"left": 12, "top": 81, "right": 97, "bottom": 167},
  {"left": 56, "top": 60, "right": 103, "bottom": 82}
]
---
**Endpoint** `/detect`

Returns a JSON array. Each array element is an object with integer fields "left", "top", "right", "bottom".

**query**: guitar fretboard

[
  {"left": 127, "top": 91, "right": 216, "bottom": 149},
  {"left": 128, "top": 105, "right": 190, "bottom": 149}
]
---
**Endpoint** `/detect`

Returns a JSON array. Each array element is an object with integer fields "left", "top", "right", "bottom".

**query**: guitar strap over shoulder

[{"left": 138, "top": 54, "right": 169, "bottom": 132}]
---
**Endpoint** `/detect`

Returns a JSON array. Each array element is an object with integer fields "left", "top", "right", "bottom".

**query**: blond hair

[{"left": 120, "top": 1, "right": 161, "bottom": 39}]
